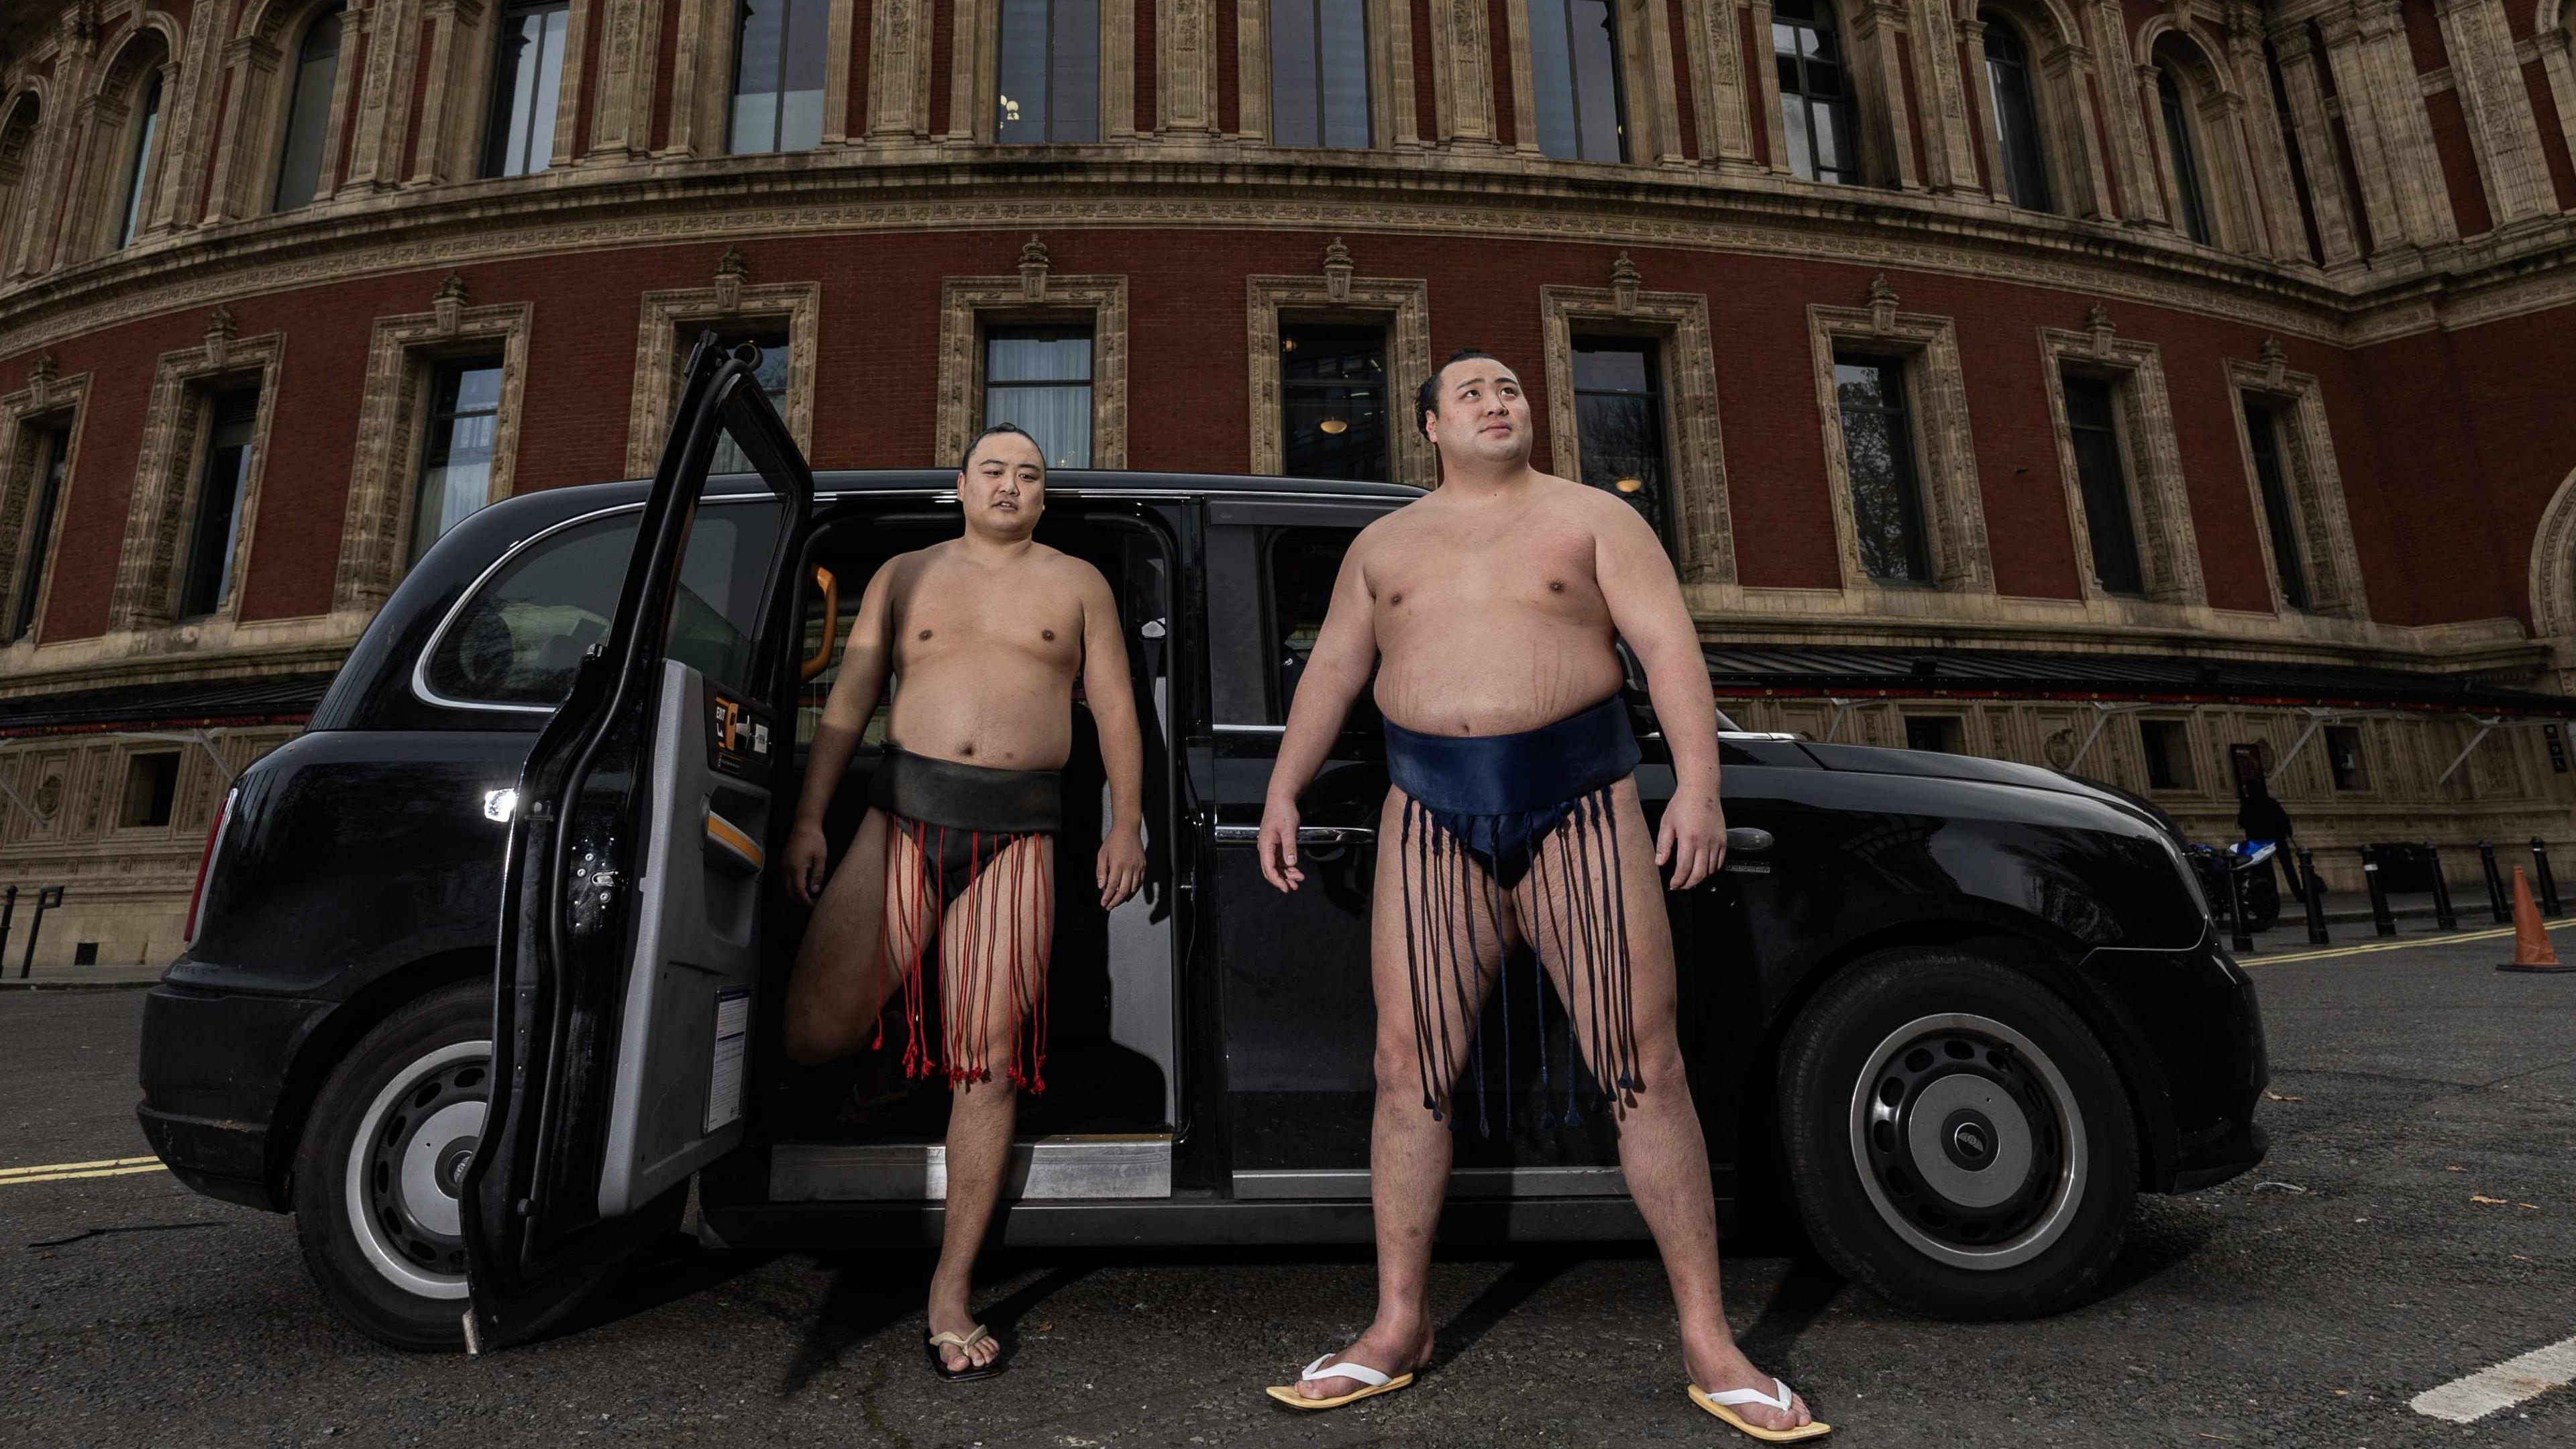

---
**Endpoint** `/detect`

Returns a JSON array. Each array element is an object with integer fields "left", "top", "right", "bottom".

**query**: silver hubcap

[
  {"left": 343, "top": 1038, "right": 490, "bottom": 1301},
  {"left": 1846, "top": 1013, "right": 2088, "bottom": 1271}
]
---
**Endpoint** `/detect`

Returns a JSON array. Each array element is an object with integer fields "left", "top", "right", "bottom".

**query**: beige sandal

[
  {"left": 1688, "top": 1379, "right": 1831, "bottom": 1441},
  {"left": 1265, "top": 1353, "right": 1417, "bottom": 1410},
  {"left": 924, "top": 1324, "right": 1006, "bottom": 1382}
]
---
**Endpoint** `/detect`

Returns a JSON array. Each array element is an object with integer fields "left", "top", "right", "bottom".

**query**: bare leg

[
  {"left": 1297, "top": 788, "right": 1508, "bottom": 1399},
  {"left": 1519, "top": 780, "right": 1813, "bottom": 1432},
  {"left": 927, "top": 833, "right": 1053, "bottom": 1373},
  {"left": 782, "top": 808, "right": 908, "bottom": 1066}
]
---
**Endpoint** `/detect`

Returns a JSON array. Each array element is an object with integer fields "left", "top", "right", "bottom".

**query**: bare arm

[
  {"left": 1258, "top": 535, "right": 1381, "bottom": 890},
  {"left": 1592, "top": 496, "right": 1723, "bottom": 890},
  {"left": 784, "top": 561, "right": 898, "bottom": 902},
  {"left": 1079, "top": 563, "right": 1147, "bottom": 908}
]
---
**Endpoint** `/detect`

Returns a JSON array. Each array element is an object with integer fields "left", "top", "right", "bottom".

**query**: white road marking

[{"left": 2410, "top": 1332, "right": 2576, "bottom": 1422}]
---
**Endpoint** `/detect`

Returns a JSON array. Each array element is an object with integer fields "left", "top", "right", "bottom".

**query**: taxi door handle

[
  {"left": 1212, "top": 824, "right": 1377, "bottom": 845},
  {"left": 704, "top": 809, "right": 765, "bottom": 873},
  {"left": 1725, "top": 826, "right": 1774, "bottom": 854}
]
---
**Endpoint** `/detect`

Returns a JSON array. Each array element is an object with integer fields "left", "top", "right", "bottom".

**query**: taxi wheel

[
  {"left": 291, "top": 980, "right": 490, "bottom": 1352},
  {"left": 1777, "top": 945, "right": 2137, "bottom": 1320}
]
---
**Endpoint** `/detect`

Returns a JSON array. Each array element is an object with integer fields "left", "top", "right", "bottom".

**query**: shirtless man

[
  {"left": 1255, "top": 351, "right": 1825, "bottom": 1440},
  {"left": 780, "top": 423, "right": 1147, "bottom": 1381}
]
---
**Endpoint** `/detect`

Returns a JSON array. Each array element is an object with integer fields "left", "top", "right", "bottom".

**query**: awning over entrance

[
  {"left": 1701, "top": 645, "right": 2576, "bottom": 717},
  {"left": 0, "top": 675, "right": 335, "bottom": 739}
]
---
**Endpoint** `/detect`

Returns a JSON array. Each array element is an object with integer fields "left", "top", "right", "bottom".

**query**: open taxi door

[{"left": 459, "top": 335, "right": 814, "bottom": 1348}]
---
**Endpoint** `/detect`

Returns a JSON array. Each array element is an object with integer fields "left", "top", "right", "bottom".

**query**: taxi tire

[
  {"left": 291, "top": 980, "right": 489, "bottom": 1352},
  {"left": 1776, "top": 945, "right": 2137, "bottom": 1321}
]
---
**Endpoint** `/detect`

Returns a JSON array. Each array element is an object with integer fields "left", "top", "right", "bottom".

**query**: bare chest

[
  {"left": 1366, "top": 517, "right": 1608, "bottom": 626},
  {"left": 889, "top": 566, "right": 1083, "bottom": 673}
]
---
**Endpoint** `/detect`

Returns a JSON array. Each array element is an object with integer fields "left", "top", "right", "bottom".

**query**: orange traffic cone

[{"left": 2497, "top": 867, "right": 2571, "bottom": 973}]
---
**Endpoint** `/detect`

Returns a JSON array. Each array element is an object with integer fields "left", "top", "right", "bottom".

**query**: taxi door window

[
  {"left": 424, "top": 513, "right": 634, "bottom": 706},
  {"left": 667, "top": 496, "right": 781, "bottom": 696},
  {"left": 1265, "top": 525, "right": 1376, "bottom": 729}
]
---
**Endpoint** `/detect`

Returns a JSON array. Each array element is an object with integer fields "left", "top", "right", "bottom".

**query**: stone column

[
  {"left": 1159, "top": 0, "right": 1220, "bottom": 136},
  {"left": 1909, "top": 0, "right": 1984, "bottom": 193},
  {"left": 2046, "top": 41, "right": 2114, "bottom": 216},
  {"left": 1749, "top": 0, "right": 1791, "bottom": 170},
  {"left": 2543, "top": 27, "right": 2576, "bottom": 195},
  {"left": 150, "top": 0, "right": 231, "bottom": 226},
  {"left": 867, "top": 0, "right": 937, "bottom": 140},
  {"left": 2330, "top": 0, "right": 2455, "bottom": 248},
  {"left": 1960, "top": 16, "right": 2007, "bottom": 199},
  {"left": 344, "top": 0, "right": 419, "bottom": 191},
  {"left": 201, "top": 34, "right": 284, "bottom": 223},
  {"left": 2127, "top": 60, "right": 2173, "bottom": 225},
  {"left": 1847, "top": 0, "right": 1922, "bottom": 189},
  {"left": 2229, "top": 22, "right": 2310, "bottom": 262},
  {"left": 2272, "top": 27, "right": 2359, "bottom": 265},
  {"left": 2431, "top": 0, "right": 2552, "bottom": 226},
  {"left": 1684, "top": 0, "right": 1759, "bottom": 169},
  {"left": 1424, "top": 0, "right": 1499, "bottom": 146},
  {"left": 590, "top": 0, "right": 665, "bottom": 159},
  {"left": 2088, "top": 0, "right": 2160, "bottom": 223}
]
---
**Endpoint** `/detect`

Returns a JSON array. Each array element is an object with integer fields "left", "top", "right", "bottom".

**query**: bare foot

[
  {"left": 1294, "top": 1320, "right": 1434, "bottom": 1401},
  {"left": 928, "top": 1296, "right": 1000, "bottom": 1375},
  {"left": 1686, "top": 1342, "right": 1815, "bottom": 1432}
]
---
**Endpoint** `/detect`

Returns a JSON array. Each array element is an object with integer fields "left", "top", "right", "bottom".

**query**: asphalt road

[{"left": 3, "top": 931, "right": 2571, "bottom": 1449}]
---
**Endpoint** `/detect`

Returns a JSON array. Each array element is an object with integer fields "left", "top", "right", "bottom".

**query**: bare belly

[
  {"left": 885, "top": 651, "right": 1076, "bottom": 771},
  {"left": 1373, "top": 628, "right": 1624, "bottom": 737}
]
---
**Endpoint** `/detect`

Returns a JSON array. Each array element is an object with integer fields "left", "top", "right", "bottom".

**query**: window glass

[
  {"left": 9, "top": 423, "right": 72, "bottom": 641},
  {"left": 997, "top": 0, "right": 1099, "bottom": 143},
  {"left": 1529, "top": 0, "right": 1624, "bottom": 162},
  {"left": 1572, "top": 337, "right": 1671, "bottom": 545},
  {"left": 2061, "top": 373, "right": 2144, "bottom": 596},
  {"left": 484, "top": 1, "right": 570, "bottom": 178},
  {"left": 1271, "top": 0, "right": 1372, "bottom": 148},
  {"left": 1833, "top": 353, "right": 1931, "bottom": 583},
  {"left": 274, "top": 8, "right": 343, "bottom": 211},
  {"left": 707, "top": 332, "right": 791, "bottom": 476},
  {"left": 1980, "top": 14, "right": 2051, "bottom": 212},
  {"left": 1774, "top": 0, "right": 1856, "bottom": 182},
  {"left": 1903, "top": 715, "right": 1963, "bottom": 754},
  {"left": 425, "top": 504, "right": 782, "bottom": 708},
  {"left": 1265, "top": 526, "right": 1375, "bottom": 725},
  {"left": 2325, "top": 725, "right": 2369, "bottom": 790},
  {"left": 180, "top": 388, "right": 260, "bottom": 618},
  {"left": 117, "top": 72, "right": 165, "bottom": 248},
  {"left": 2243, "top": 399, "right": 2310, "bottom": 610},
  {"left": 730, "top": 0, "right": 828, "bottom": 152},
  {"left": 411, "top": 358, "right": 506, "bottom": 564},
  {"left": 2159, "top": 66, "right": 2212, "bottom": 244},
  {"left": 1281, "top": 325, "right": 1390, "bottom": 481},
  {"left": 984, "top": 327, "right": 1093, "bottom": 467}
]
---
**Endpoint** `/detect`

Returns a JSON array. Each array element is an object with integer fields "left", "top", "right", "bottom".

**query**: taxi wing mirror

[{"left": 799, "top": 566, "right": 839, "bottom": 683}]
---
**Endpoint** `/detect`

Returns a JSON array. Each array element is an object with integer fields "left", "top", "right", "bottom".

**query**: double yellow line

[
  {"left": 0, "top": 1155, "right": 170, "bottom": 1187},
  {"left": 2251, "top": 917, "right": 2576, "bottom": 965}
]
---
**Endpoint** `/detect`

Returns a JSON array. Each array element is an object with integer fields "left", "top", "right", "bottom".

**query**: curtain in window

[
  {"left": 412, "top": 361, "right": 505, "bottom": 562},
  {"left": 731, "top": 0, "right": 829, "bottom": 153},
  {"left": 2243, "top": 401, "right": 2308, "bottom": 610},
  {"left": 180, "top": 389, "right": 262, "bottom": 617},
  {"left": 997, "top": 0, "right": 1099, "bottom": 143},
  {"left": 2061, "top": 374, "right": 2143, "bottom": 596},
  {"left": 1271, "top": 0, "right": 1372, "bottom": 148},
  {"left": 9, "top": 426, "right": 70, "bottom": 640},
  {"left": 985, "top": 330, "right": 1093, "bottom": 468},
  {"left": 1980, "top": 14, "right": 2051, "bottom": 212},
  {"left": 117, "top": 72, "right": 165, "bottom": 247},
  {"left": 485, "top": 1, "right": 570, "bottom": 177},
  {"left": 1528, "top": 0, "right": 1624, "bottom": 162},
  {"left": 1773, "top": 0, "right": 1856, "bottom": 183},
  {"left": 274, "top": 7, "right": 343, "bottom": 211}
]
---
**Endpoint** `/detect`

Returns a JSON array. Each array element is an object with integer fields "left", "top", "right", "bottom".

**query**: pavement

[{"left": 3, "top": 929, "right": 2572, "bottom": 1448}]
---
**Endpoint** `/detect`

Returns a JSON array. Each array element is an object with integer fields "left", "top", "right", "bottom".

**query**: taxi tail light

[{"left": 184, "top": 787, "right": 235, "bottom": 947}]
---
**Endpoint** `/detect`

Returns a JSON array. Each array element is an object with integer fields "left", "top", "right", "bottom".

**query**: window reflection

[
  {"left": 1529, "top": 0, "right": 1625, "bottom": 162},
  {"left": 997, "top": 0, "right": 1100, "bottom": 144},
  {"left": 2158, "top": 66, "right": 2213, "bottom": 244},
  {"left": 1571, "top": 337, "right": 1672, "bottom": 546},
  {"left": 484, "top": 1, "right": 570, "bottom": 178},
  {"left": 1980, "top": 13, "right": 2051, "bottom": 212},
  {"left": 731, "top": 0, "right": 829, "bottom": 153},
  {"left": 116, "top": 71, "right": 164, "bottom": 248},
  {"left": 179, "top": 388, "right": 262, "bottom": 618},
  {"left": 274, "top": 7, "right": 344, "bottom": 211},
  {"left": 1271, "top": 0, "right": 1373, "bottom": 148},
  {"left": 1280, "top": 325, "right": 1389, "bottom": 480},
  {"left": 1774, "top": 0, "right": 1857, "bottom": 184},
  {"left": 411, "top": 358, "right": 506, "bottom": 563},
  {"left": 984, "top": 327, "right": 1094, "bottom": 467},
  {"left": 1833, "top": 352, "right": 1931, "bottom": 583}
]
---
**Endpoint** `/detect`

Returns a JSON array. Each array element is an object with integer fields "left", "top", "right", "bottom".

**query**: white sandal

[
  {"left": 1264, "top": 1352, "right": 1417, "bottom": 1410},
  {"left": 1688, "top": 1377, "right": 1832, "bottom": 1441}
]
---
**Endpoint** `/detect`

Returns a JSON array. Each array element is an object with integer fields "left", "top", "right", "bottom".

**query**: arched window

[
  {"left": 2157, "top": 64, "right": 2214, "bottom": 244},
  {"left": 273, "top": 5, "right": 344, "bottom": 211},
  {"left": 1774, "top": 0, "right": 1857, "bottom": 184},
  {"left": 730, "top": 0, "right": 829, "bottom": 153},
  {"left": 1271, "top": 0, "right": 1373, "bottom": 148},
  {"left": 1529, "top": 0, "right": 1625, "bottom": 162},
  {"left": 1980, "top": 13, "right": 2051, "bottom": 211},
  {"left": 113, "top": 70, "right": 164, "bottom": 250}
]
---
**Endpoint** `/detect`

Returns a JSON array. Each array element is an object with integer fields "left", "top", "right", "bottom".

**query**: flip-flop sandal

[
  {"left": 1688, "top": 1378, "right": 1832, "bottom": 1442},
  {"left": 1264, "top": 1353, "right": 1416, "bottom": 1410},
  {"left": 925, "top": 1325, "right": 1007, "bottom": 1382}
]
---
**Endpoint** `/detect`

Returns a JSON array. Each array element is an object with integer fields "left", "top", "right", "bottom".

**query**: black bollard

[
  {"left": 2226, "top": 855, "right": 2255, "bottom": 953},
  {"left": 17, "top": 884, "right": 62, "bottom": 979},
  {"left": 2298, "top": 849, "right": 2329, "bottom": 945},
  {"left": 0, "top": 885, "right": 15, "bottom": 973},
  {"left": 2532, "top": 839, "right": 2562, "bottom": 916},
  {"left": 2363, "top": 845, "right": 2397, "bottom": 938},
  {"left": 2426, "top": 844, "right": 2459, "bottom": 931},
  {"left": 2481, "top": 842, "right": 2511, "bottom": 924}
]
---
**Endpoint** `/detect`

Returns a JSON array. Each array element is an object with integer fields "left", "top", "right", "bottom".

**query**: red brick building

[{"left": 3, "top": 0, "right": 2574, "bottom": 968}]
